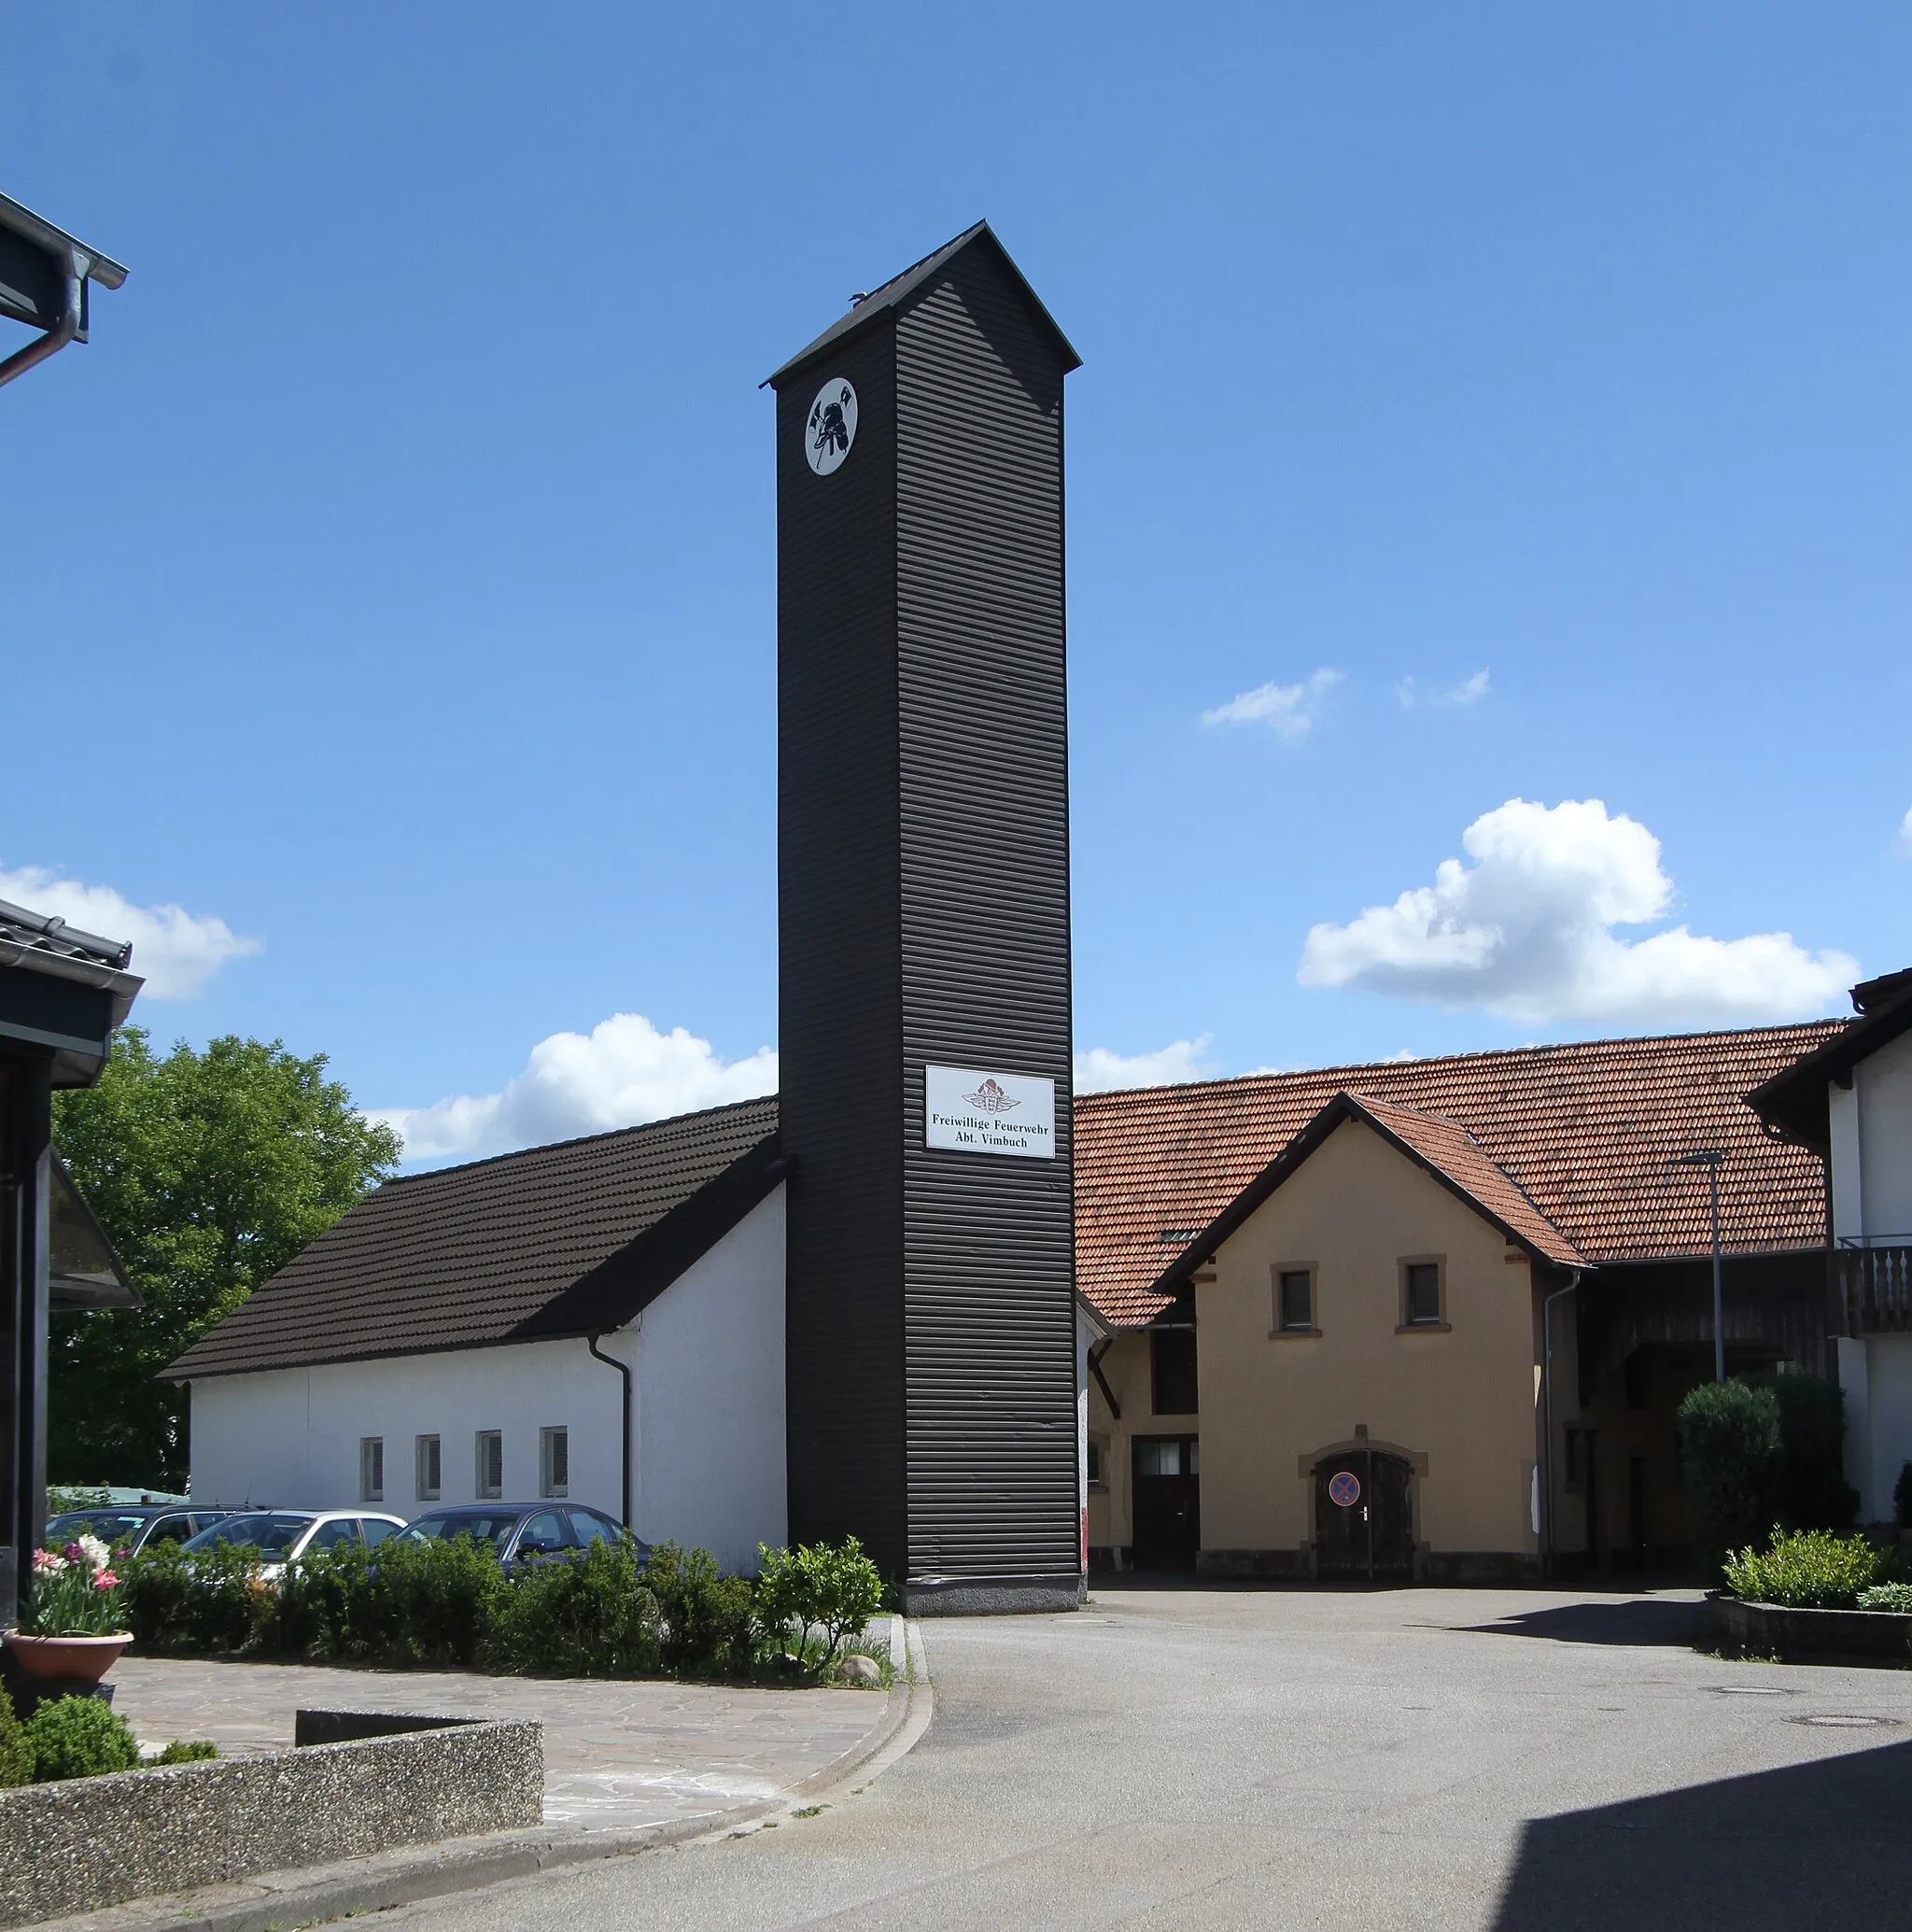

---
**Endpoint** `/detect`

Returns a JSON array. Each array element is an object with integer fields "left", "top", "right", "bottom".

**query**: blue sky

[{"left": 5, "top": 6, "right": 1908, "bottom": 1159}]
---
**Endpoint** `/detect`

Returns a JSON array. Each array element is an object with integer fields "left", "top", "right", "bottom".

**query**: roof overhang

[
  {"left": 0, "top": 190, "right": 127, "bottom": 344},
  {"left": 0, "top": 897, "right": 142, "bottom": 1086},
  {"left": 1746, "top": 975, "right": 1912, "bottom": 1153}
]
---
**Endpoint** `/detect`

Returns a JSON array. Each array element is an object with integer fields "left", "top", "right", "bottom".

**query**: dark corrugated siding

[
  {"left": 893, "top": 255, "right": 1077, "bottom": 1582},
  {"left": 777, "top": 321, "right": 909, "bottom": 1577},
  {"left": 777, "top": 233, "right": 1078, "bottom": 1591}
]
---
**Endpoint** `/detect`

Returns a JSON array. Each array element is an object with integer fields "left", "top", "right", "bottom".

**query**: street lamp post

[{"left": 1674, "top": 1149, "right": 1726, "bottom": 1382}]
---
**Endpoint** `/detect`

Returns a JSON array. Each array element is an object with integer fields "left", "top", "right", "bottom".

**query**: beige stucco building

[{"left": 1077, "top": 1026, "right": 1846, "bottom": 1583}]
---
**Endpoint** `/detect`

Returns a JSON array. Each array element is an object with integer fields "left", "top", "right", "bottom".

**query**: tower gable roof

[{"left": 764, "top": 220, "right": 1081, "bottom": 390}]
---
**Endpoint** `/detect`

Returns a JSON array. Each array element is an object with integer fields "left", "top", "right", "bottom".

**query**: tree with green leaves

[{"left": 49, "top": 1028, "right": 401, "bottom": 1489}]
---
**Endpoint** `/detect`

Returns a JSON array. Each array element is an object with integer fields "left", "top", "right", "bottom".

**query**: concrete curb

[{"left": 36, "top": 1625, "right": 935, "bottom": 1932}]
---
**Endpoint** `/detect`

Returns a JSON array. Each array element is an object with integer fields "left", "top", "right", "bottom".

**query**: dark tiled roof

[
  {"left": 764, "top": 219, "right": 1082, "bottom": 388},
  {"left": 170, "top": 1097, "right": 781, "bottom": 1378},
  {"left": 1077, "top": 1024, "right": 1840, "bottom": 1329},
  {"left": 0, "top": 897, "right": 133, "bottom": 975}
]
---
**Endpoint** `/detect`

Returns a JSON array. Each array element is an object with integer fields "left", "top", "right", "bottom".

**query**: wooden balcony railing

[{"left": 1836, "top": 1245, "right": 1912, "bottom": 1334}]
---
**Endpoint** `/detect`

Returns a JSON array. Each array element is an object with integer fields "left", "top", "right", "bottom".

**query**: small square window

[
  {"left": 415, "top": 1433, "right": 442, "bottom": 1502},
  {"left": 1277, "top": 1268, "right": 1314, "bottom": 1332},
  {"left": 1403, "top": 1261, "right": 1443, "bottom": 1327},
  {"left": 1563, "top": 1426, "right": 1583, "bottom": 1489},
  {"left": 475, "top": 1430, "right": 503, "bottom": 1500},
  {"left": 359, "top": 1436, "right": 384, "bottom": 1503},
  {"left": 1087, "top": 1438, "right": 1106, "bottom": 1489},
  {"left": 540, "top": 1426, "right": 569, "bottom": 1499}
]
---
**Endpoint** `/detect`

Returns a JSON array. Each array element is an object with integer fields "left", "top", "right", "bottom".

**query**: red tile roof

[
  {"left": 1343, "top": 1093, "right": 1584, "bottom": 1267},
  {"left": 1075, "top": 1023, "right": 1839, "bottom": 1329}
]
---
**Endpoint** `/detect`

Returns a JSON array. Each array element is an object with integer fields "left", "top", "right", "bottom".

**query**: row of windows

[
  {"left": 358, "top": 1427, "right": 569, "bottom": 1504},
  {"left": 1273, "top": 1259, "right": 1446, "bottom": 1335}
]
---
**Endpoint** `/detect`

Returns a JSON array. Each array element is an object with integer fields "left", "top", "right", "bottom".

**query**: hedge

[{"left": 120, "top": 1531, "right": 883, "bottom": 1685}]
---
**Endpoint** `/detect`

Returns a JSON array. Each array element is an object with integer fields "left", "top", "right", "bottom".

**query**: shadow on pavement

[
  {"left": 1492, "top": 1737, "right": 1909, "bottom": 1930},
  {"left": 1457, "top": 1597, "right": 1708, "bottom": 1647}
]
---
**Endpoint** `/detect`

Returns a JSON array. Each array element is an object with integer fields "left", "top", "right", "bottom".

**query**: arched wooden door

[{"left": 1314, "top": 1450, "right": 1413, "bottom": 1580}]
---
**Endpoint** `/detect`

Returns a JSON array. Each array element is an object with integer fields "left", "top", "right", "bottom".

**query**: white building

[
  {"left": 174, "top": 1094, "right": 1105, "bottom": 1580},
  {"left": 173, "top": 1100, "right": 791, "bottom": 1573},
  {"left": 1751, "top": 967, "right": 1912, "bottom": 1525}
]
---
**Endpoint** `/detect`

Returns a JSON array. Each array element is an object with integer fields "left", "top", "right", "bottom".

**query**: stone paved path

[{"left": 108, "top": 1645, "right": 893, "bottom": 1833}]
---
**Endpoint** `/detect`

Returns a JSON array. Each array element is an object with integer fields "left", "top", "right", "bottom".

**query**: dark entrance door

[
  {"left": 1314, "top": 1450, "right": 1414, "bottom": 1580},
  {"left": 1132, "top": 1436, "right": 1200, "bottom": 1569}
]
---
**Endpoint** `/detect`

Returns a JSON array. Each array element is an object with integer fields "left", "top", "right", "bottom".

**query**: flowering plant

[{"left": 14, "top": 1533, "right": 130, "bottom": 1637}]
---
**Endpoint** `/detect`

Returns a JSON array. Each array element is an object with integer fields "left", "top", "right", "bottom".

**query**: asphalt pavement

[{"left": 378, "top": 1581, "right": 1912, "bottom": 1932}]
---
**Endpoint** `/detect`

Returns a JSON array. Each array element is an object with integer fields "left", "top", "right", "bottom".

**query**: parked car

[
  {"left": 177, "top": 1509, "right": 406, "bottom": 1579},
  {"left": 43, "top": 1505, "right": 233, "bottom": 1555},
  {"left": 392, "top": 1503, "right": 641, "bottom": 1572}
]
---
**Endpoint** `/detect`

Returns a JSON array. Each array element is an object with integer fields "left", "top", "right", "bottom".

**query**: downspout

[
  {"left": 586, "top": 1333, "right": 632, "bottom": 1531},
  {"left": 1540, "top": 1269, "right": 1582, "bottom": 1578},
  {"left": 0, "top": 253, "right": 81, "bottom": 391}
]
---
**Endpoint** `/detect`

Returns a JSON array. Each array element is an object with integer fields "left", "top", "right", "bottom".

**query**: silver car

[{"left": 178, "top": 1509, "right": 406, "bottom": 1580}]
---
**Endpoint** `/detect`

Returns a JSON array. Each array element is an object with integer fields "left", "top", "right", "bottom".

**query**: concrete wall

[
  {"left": 1195, "top": 1119, "right": 1542, "bottom": 1571},
  {"left": 188, "top": 1188, "right": 787, "bottom": 1572}
]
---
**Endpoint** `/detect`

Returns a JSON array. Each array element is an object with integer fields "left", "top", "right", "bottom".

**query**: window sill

[
  {"left": 1396, "top": 1320, "right": 1451, "bottom": 1334},
  {"left": 1269, "top": 1326, "right": 1322, "bottom": 1340}
]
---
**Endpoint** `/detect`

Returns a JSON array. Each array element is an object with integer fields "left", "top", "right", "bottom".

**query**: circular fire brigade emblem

[
  {"left": 805, "top": 376, "right": 858, "bottom": 475},
  {"left": 1329, "top": 1470, "right": 1361, "bottom": 1509}
]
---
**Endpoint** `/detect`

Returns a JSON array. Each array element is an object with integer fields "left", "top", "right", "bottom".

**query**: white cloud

[
  {"left": 1201, "top": 669, "right": 1342, "bottom": 740},
  {"left": 373, "top": 1011, "right": 779, "bottom": 1163},
  {"left": 1298, "top": 798, "right": 1857, "bottom": 1027},
  {"left": 1074, "top": 1037, "right": 1215, "bottom": 1093},
  {"left": 1897, "top": 808, "right": 1912, "bottom": 853},
  {"left": 1397, "top": 669, "right": 1490, "bottom": 711},
  {"left": 0, "top": 863, "right": 258, "bottom": 999}
]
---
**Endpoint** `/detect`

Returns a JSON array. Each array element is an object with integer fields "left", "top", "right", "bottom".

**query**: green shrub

[
  {"left": 1722, "top": 1526, "right": 1880, "bottom": 1608},
  {"left": 1680, "top": 1381, "right": 1785, "bottom": 1579},
  {"left": 367, "top": 1533, "right": 508, "bottom": 1667},
  {"left": 120, "top": 1537, "right": 195, "bottom": 1651},
  {"left": 152, "top": 1738, "right": 218, "bottom": 1763},
  {"left": 24, "top": 1695, "right": 141, "bottom": 1781},
  {"left": 755, "top": 1537, "right": 885, "bottom": 1679},
  {"left": 1743, "top": 1371, "right": 1859, "bottom": 1534},
  {"left": 275, "top": 1539, "right": 372, "bottom": 1660},
  {"left": 0, "top": 1685, "right": 31, "bottom": 1787},
  {"left": 485, "top": 1536, "right": 661, "bottom": 1677},
  {"left": 642, "top": 1543, "right": 756, "bottom": 1679},
  {"left": 1857, "top": 1581, "right": 1912, "bottom": 1613},
  {"left": 1894, "top": 1463, "right": 1912, "bottom": 1530}
]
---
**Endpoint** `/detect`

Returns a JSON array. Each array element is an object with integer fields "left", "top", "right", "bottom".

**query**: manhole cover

[
  {"left": 1791, "top": 1713, "right": 1900, "bottom": 1728},
  {"left": 1707, "top": 1685, "right": 1790, "bottom": 1696}
]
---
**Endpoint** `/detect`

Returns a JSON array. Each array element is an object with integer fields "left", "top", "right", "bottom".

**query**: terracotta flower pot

[{"left": 2, "top": 1630, "right": 131, "bottom": 1684}]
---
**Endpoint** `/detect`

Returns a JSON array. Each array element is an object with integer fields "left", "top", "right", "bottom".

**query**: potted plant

[{"left": 3, "top": 1533, "right": 133, "bottom": 1682}]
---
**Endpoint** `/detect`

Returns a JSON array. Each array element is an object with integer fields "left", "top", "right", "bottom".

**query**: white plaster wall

[
  {"left": 630, "top": 1185, "right": 786, "bottom": 1572},
  {"left": 1861, "top": 1333, "right": 1912, "bottom": 1524},
  {"left": 189, "top": 1184, "right": 790, "bottom": 1573},
  {"left": 1830, "top": 1081, "right": 1863, "bottom": 1245},
  {"left": 1858, "top": 1030, "right": 1912, "bottom": 1242},
  {"left": 188, "top": 1334, "right": 624, "bottom": 1516},
  {"left": 1836, "top": 1335, "right": 1874, "bottom": 1521}
]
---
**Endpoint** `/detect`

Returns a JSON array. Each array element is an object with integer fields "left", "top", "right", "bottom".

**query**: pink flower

[
  {"left": 94, "top": 1570, "right": 119, "bottom": 1589},
  {"left": 32, "top": 1549, "right": 67, "bottom": 1576}
]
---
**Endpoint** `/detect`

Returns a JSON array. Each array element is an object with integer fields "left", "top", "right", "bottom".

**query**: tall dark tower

[{"left": 769, "top": 223, "right": 1082, "bottom": 1614}]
